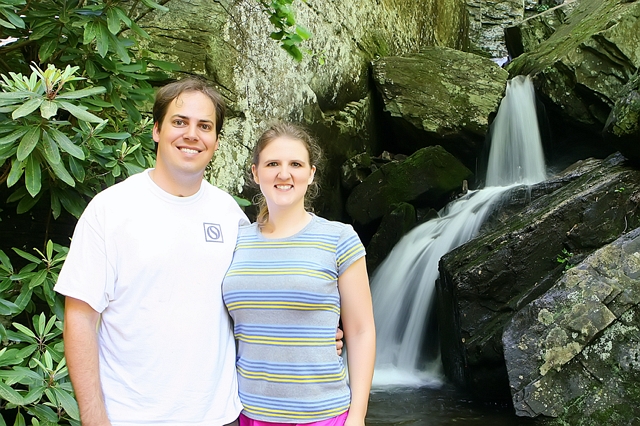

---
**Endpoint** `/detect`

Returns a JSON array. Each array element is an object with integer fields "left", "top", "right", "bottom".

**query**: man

[{"left": 55, "top": 78, "right": 248, "bottom": 426}]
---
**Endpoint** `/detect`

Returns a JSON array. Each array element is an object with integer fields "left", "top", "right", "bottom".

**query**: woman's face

[{"left": 251, "top": 136, "right": 315, "bottom": 213}]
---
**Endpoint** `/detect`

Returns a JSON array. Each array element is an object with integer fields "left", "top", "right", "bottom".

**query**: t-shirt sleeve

[
  {"left": 54, "top": 200, "right": 114, "bottom": 313},
  {"left": 336, "top": 224, "right": 366, "bottom": 276}
]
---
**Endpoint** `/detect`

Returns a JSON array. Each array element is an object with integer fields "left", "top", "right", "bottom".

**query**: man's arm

[{"left": 64, "top": 296, "right": 112, "bottom": 426}]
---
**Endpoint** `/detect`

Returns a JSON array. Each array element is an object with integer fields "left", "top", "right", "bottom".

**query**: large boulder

[
  {"left": 506, "top": 0, "right": 640, "bottom": 130},
  {"left": 503, "top": 227, "right": 640, "bottom": 424},
  {"left": 371, "top": 47, "right": 508, "bottom": 166},
  {"left": 345, "top": 145, "right": 473, "bottom": 225},
  {"left": 134, "top": 0, "right": 470, "bottom": 201},
  {"left": 504, "top": 0, "right": 582, "bottom": 58},
  {"left": 604, "top": 72, "right": 640, "bottom": 165},
  {"left": 436, "top": 153, "right": 640, "bottom": 401}
]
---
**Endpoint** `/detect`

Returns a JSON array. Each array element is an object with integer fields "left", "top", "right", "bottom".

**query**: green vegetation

[
  {"left": 0, "top": 0, "right": 308, "bottom": 423},
  {"left": 556, "top": 248, "right": 574, "bottom": 271}
]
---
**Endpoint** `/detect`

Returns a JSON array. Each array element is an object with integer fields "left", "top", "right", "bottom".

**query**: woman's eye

[{"left": 267, "top": 162, "right": 278, "bottom": 167}]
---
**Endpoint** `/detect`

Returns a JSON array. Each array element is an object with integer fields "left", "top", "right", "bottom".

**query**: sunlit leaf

[
  {"left": 16, "top": 126, "right": 40, "bottom": 161},
  {"left": 56, "top": 86, "right": 107, "bottom": 100},
  {"left": 12, "top": 97, "right": 43, "bottom": 120},
  {"left": 58, "top": 101, "right": 105, "bottom": 124},
  {"left": 40, "top": 130, "right": 61, "bottom": 165},
  {"left": 47, "top": 127, "right": 85, "bottom": 160},
  {"left": 25, "top": 154, "right": 42, "bottom": 197}
]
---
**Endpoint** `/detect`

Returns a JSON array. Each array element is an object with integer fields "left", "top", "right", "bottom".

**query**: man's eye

[
  {"left": 174, "top": 119, "right": 185, "bottom": 126},
  {"left": 200, "top": 124, "right": 212, "bottom": 131}
]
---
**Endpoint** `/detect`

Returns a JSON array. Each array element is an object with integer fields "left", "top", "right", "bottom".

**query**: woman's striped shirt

[{"left": 222, "top": 214, "right": 365, "bottom": 422}]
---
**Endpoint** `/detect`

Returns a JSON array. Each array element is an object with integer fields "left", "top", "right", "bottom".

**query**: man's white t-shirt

[{"left": 55, "top": 170, "right": 248, "bottom": 426}]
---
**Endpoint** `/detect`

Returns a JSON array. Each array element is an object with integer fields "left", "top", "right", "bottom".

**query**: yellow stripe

[
  {"left": 226, "top": 269, "right": 335, "bottom": 280},
  {"left": 337, "top": 245, "right": 362, "bottom": 266},
  {"left": 242, "top": 403, "right": 349, "bottom": 419},
  {"left": 237, "top": 241, "right": 336, "bottom": 252},
  {"left": 237, "top": 367, "right": 346, "bottom": 383},
  {"left": 226, "top": 302, "right": 339, "bottom": 314},
  {"left": 235, "top": 335, "right": 334, "bottom": 346}
]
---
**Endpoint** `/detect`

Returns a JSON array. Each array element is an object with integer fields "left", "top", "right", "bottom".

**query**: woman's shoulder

[{"left": 310, "top": 214, "right": 357, "bottom": 236}]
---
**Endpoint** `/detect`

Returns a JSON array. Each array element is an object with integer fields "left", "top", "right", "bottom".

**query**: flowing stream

[{"left": 370, "top": 75, "right": 546, "bottom": 388}]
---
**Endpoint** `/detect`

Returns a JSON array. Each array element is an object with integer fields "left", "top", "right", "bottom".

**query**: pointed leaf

[
  {"left": 54, "top": 387, "right": 80, "bottom": 420},
  {"left": 47, "top": 127, "right": 85, "bottom": 160},
  {"left": 106, "top": 8, "right": 120, "bottom": 34},
  {"left": 25, "top": 154, "right": 42, "bottom": 197},
  {"left": 28, "top": 269, "right": 47, "bottom": 289},
  {"left": 96, "top": 23, "right": 109, "bottom": 57},
  {"left": 6, "top": 158, "right": 25, "bottom": 187},
  {"left": 0, "top": 381, "right": 24, "bottom": 405},
  {"left": 57, "top": 86, "right": 107, "bottom": 100},
  {"left": 40, "top": 130, "right": 61, "bottom": 165},
  {"left": 0, "top": 8, "right": 25, "bottom": 29},
  {"left": 16, "top": 126, "right": 40, "bottom": 161},
  {"left": 12, "top": 98, "right": 43, "bottom": 120},
  {"left": 0, "top": 128, "right": 28, "bottom": 145},
  {"left": 39, "top": 100, "right": 58, "bottom": 119},
  {"left": 68, "top": 156, "right": 86, "bottom": 182},
  {"left": 83, "top": 20, "right": 97, "bottom": 45},
  {"left": 139, "top": 0, "right": 170, "bottom": 12},
  {"left": 58, "top": 101, "right": 105, "bottom": 123},
  {"left": 49, "top": 158, "right": 75, "bottom": 186},
  {"left": 38, "top": 39, "right": 58, "bottom": 62}
]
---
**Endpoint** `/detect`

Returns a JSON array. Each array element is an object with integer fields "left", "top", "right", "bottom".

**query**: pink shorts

[{"left": 238, "top": 411, "right": 348, "bottom": 426}]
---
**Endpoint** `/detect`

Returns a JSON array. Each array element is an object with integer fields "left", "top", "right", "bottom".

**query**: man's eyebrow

[{"left": 171, "top": 114, "right": 214, "bottom": 124}]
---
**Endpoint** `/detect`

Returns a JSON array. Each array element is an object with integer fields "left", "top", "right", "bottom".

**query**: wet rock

[
  {"left": 371, "top": 47, "right": 508, "bottom": 166},
  {"left": 505, "top": 0, "right": 581, "bottom": 58},
  {"left": 503, "top": 227, "right": 640, "bottom": 424},
  {"left": 604, "top": 72, "right": 640, "bottom": 165},
  {"left": 366, "top": 202, "right": 417, "bottom": 273},
  {"left": 346, "top": 145, "right": 473, "bottom": 225},
  {"left": 437, "top": 153, "right": 640, "bottom": 401},
  {"left": 507, "top": 0, "right": 640, "bottom": 131}
]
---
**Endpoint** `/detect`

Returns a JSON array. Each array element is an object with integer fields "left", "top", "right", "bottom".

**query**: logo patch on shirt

[{"left": 203, "top": 223, "right": 224, "bottom": 243}]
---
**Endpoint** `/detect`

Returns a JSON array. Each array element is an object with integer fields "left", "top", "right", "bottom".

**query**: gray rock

[
  {"left": 346, "top": 145, "right": 473, "bottom": 225},
  {"left": 437, "top": 153, "right": 640, "bottom": 401},
  {"left": 503, "top": 227, "right": 640, "bottom": 424}
]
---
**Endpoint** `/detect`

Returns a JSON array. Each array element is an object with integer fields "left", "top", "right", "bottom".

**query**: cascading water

[{"left": 370, "top": 75, "right": 546, "bottom": 387}]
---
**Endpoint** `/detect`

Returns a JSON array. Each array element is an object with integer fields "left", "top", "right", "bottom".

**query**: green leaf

[
  {"left": 99, "top": 132, "right": 131, "bottom": 140},
  {"left": 38, "top": 39, "right": 58, "bottom": 62},
  {"left": 6, "top": 157, "right": 25, "bottom": 187},
  {"left": 0, "top": 128, "right": 28, "bottom": 145},
  {"left": 12, "top": 322, "right": 37, "bottom": 339},
  {"left": 83, "top": 20, "right": 97, "bottom": 45},
  {"left": 47, "top": 127, "right": 85, "bottom": 160},
  {"left": 58, "top": 101, "right": 105, "bottom": 124},
  {"left": 58, "top": 189, "right": 85, "bottom": 218},
  {"left": 68, "top": 156, "right": 85, "bottom": 182},
  {"left": 56, "top": 86, "right": 107, "bottom": 100},
  {"left": 12, "top": 97, "right": 43, "bottom": 120},
  {"left": 295, "top": 25, "right": 312, "bottom": 40},
  {"left": 12, "top": 247, "right": 41, "bottom": 264},
  {"left": 28, "top": 270, "right": 48, "bottom": 289},
  {"left": 40, "top": 130, "right": 61, "bottom": 165},
  {"left": 54, "top": 387, "right": 80, "bottom": 420},
  {"left": 29, "top": 22, "right": 57, "bottom": 41},
  {"left": 13, "top": 411, "right": 26, "bottom": 426},
  {"left": 109, "top": 32, "right": 131, "bottom": 64},
  {"left": 40, "top": 100, "right": 58, "bottom": 119},
  {"left": 16, "top": 126, "right": 40, "bottom": 161},
  {"left": 0, "top": 299, "right": 19, "bottom": 315},
  {"left": 106, "top": 7, "right": 120, "bottom": 34},
  {"left": 25, "top": 154, "right": 42, "bottom": 197},
  {"left": 28, "top": 404, "right": 58, "bottom": 422},
  {"left": 48, "top": 158, "right": 76, "bottom": 186},
  {"left": 0, "top": 8, "right": 25, "bottom": 29},
  {"left": 149, "top": 59, "right": 181, "bottom": 72},
  {"left": 0, "top": 381, "right": 24, "bottom": 405},
  {"left": 96, "top": 22, "right": 110, "bottom": 57}
]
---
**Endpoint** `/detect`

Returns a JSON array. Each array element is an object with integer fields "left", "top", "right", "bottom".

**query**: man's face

[{"left": 152, "top": 91, "right": 219, "bottom": 180}]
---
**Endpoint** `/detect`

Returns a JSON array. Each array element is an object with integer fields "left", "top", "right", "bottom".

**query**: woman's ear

[
  {"left": 252, "top": 164, "right": 259, "bottom": 184},
  {"left": 308, "top": 165, "right": 316, "bottom": 185}
]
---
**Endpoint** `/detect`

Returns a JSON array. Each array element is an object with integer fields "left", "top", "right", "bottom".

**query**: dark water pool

[{"left": 366, "top": 384, "right": 552, "bottom": 426}]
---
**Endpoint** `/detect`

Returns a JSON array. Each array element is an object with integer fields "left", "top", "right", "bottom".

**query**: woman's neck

[{"left": 260, "top": 207, "right": 312, "bottom": 239}]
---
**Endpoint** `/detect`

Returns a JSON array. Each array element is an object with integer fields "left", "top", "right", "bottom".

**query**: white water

[{"left": 370, "top": 75, "right": 546, "bottom": 388}]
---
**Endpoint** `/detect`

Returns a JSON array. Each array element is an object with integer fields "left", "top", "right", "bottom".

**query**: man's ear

[
  {"left": 251, "top": 164, "right": 259, "bottom": 184},
  {"left": 213, "top": 136, "right": 220, "bottom": 152},
  {"left": 152, "top": 123, "right": 160, "bottom": 143}
]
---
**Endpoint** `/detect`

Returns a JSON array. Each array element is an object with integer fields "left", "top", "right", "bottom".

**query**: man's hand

[{"left": 335, "top": 327, "right": 344, "bottom": 356}]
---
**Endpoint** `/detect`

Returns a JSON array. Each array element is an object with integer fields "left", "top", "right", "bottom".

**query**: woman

[{"left": 222, "top": 122, "right": 376, "bottom": 426}]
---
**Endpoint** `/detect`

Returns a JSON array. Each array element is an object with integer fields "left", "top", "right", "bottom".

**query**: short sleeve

[
  {"left": 54, "top": 199, "right": 114, "bottom": 313},
  {"left": 336, "top": 224, "right": 365, "bottom": 276}
]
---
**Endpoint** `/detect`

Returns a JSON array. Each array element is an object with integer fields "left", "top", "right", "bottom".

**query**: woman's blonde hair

[{"left": 251, "top": 122, "right": 323, "bottom": 226}]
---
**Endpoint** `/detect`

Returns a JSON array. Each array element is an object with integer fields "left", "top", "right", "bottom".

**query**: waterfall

[{"left": 370, "top": 75, "right": 546, "bottom": 387}]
